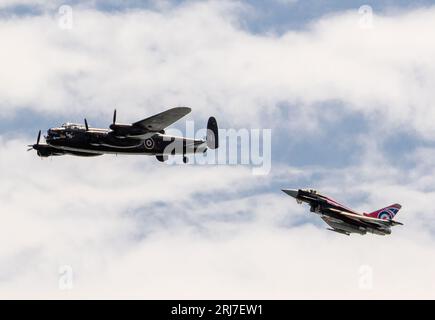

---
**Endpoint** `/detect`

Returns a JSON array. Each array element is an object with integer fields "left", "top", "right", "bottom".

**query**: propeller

[
  {"left": 27, "top": 130, "right": 41, "bottom": 151},
  {"left": 37, "top": 130, "right": 41, "bottom": 145},
  {"left": 84, "top": 118, "right": 89, "bottom": 131},
  {"left": 113, "top": 109, "right": 117, "bottom": 125}
]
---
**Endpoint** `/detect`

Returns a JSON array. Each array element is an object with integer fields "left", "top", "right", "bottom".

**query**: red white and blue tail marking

[{"left": 364, "top": 204, "right": 402, "bottom": 220}]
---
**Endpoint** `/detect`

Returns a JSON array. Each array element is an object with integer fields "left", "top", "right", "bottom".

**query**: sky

[{"left": 1, "top": 0, "right": 435, "bottom": 299}]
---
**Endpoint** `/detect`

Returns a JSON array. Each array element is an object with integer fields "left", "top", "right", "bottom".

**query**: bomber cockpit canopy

[{"left": 61, "top": 123, "right": 86, "bottom": 130}]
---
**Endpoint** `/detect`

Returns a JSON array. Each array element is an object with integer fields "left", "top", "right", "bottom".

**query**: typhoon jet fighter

[
  {"left": 28, "top": 107, "right": 219, "bottom": 163},
  {"left": 282, "top": 189, "right": 403, "bottom": 236}
]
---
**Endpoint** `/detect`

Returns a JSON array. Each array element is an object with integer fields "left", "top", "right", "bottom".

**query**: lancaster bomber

[
  {"left": 282, "top": 189, "right": 403, "bottom": 236},
  {"left": 28, "top": 107, "right": 219, "bottom": 163}
]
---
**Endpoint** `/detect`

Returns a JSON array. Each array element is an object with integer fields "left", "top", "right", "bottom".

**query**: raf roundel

[
  {"left": 378, "top": 211, "right": 392, "bottom": 220},
  {"left": 378, "top": 207, "right": 400, "bottom": 220},
  {"left": 144, "top": 138, "right": 155, "bottom": 150}
]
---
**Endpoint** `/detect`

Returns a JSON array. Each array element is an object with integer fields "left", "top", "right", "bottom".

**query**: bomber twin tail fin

[{"left": 206, "top": 117, "right": 219, "bottom": 149}]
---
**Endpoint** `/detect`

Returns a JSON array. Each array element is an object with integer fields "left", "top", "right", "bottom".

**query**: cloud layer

[{"left": 1, "top": 2, "right": 435, "bottom": 135}]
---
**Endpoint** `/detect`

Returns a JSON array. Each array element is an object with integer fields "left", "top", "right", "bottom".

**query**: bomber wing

[{"left": 132, "top": 107, "right": 191, "bottom": 132}]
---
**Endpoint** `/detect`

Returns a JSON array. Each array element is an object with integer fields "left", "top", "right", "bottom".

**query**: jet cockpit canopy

[{"left": 302, "top": 189, "right": 318, "bottom": 194}]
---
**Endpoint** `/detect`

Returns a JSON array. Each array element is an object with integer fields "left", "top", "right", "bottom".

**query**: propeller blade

[
  {"left": 84, "top": 118, "right": 89, "bottom": 131},
  {"left": 113, "top": 109, "right": 117, "bottom": 125},
  {"left": 27, "top": 147, "right": 33, "bottom": 151},
  {"left": 37, "top": 130, "right": 41, "bottom": 145}
]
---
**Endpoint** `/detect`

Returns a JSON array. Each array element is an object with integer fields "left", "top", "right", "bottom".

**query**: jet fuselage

[{"left": 282, "top": 189, "right": 397, "bottom": 236}]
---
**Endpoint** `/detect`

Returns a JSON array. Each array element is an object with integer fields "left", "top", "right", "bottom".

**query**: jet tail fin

[
  {"left": 364, "top": 204, "right": 402, "bottom": 220},
  {"left": 206, "top": 117, "right": 219, "bottom": 149}
]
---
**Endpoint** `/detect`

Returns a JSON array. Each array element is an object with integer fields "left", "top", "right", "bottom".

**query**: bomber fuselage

[{"left": 45, "top": 123, "right": 207, "bottom": 157}]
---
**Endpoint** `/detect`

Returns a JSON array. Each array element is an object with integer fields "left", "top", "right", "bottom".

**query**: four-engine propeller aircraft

[
  {"left": 28, "top": 107, "right": 219, "bottom": 163},
  {"left": 282, "top": 189, "right": 403, "bottom": 236}
]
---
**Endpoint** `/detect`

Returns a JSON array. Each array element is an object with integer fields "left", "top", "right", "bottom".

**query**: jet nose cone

[{"left": 282, "top": 189, "right": 299, "bottom": 198}]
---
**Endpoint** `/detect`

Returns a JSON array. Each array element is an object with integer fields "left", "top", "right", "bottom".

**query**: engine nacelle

[
  {"left": 36, "top": 146, "right": 65, "bottom": 157},
  {"left": 109, "top": 124, "right": 147, "bottom": 138}
]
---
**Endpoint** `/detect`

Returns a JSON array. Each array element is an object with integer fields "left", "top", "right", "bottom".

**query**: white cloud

[
  {"left": 0, "top": 2, "right": 435, "bottom": 136},
  {"left": 2, "top": 135, "right": 435, "bottom": 298},
  {"left": 0, "top": 0, "right": 47, "bottom": 8}
]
